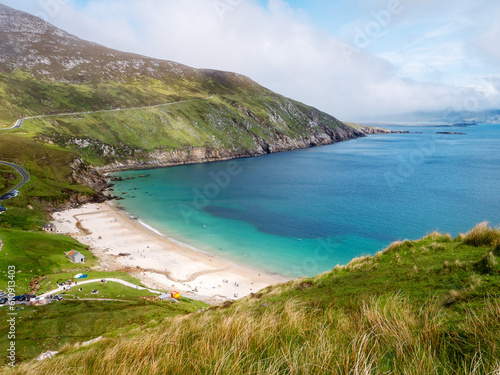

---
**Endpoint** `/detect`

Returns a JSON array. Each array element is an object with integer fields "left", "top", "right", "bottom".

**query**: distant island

[{"left": 451, "top": 120, "right": 477, "bottom": 127}]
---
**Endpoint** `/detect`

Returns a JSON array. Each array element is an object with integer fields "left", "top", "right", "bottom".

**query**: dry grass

[
  {"left": 464, "top": 222, "right": 500, "bottom": 247},
  {"left": 429, "top": 242, "right": 446, "bottom": 251},
  {"left": 6, "top": 293, "right": 500, "bottom": 375}
]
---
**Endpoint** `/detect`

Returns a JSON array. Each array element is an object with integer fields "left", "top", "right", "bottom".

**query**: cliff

[{"left": 94, "top": 118, "right": 364, "bottom": 172}]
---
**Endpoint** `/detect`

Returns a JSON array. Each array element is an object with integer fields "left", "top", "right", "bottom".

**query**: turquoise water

[{"left": 111, "top": 124, "right": 500, "bottom": 277}]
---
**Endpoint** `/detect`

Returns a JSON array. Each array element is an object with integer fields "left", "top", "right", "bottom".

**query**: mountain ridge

[
  {"left": 0, "top": 3, "right": 369, "bottom": 180},
  {"left": 0, "top": 3, "right": 261, "bottom": 89}
]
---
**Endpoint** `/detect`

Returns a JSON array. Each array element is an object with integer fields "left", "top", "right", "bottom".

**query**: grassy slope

[
  {"left": 0, "top": 229, "right": 98, "bottom": 293},
  {"left": 0, "top": 299, "right": 206, "bottom": 364},
  {"left": 0, "top": 165, "right": 21, "bottom": 194},
  {"left": 15, "top": 93, "right": 339, "bottom": 166},
  {"left": 3, "top": 223, "right": 499, "bottom": 374},
  {"left": 1, "top": 71, "right": 346, "bottom": 166},
  {"left": 0, "top": 135, "right": 94, "bottom": 230},
  {"left": 0, "top": 228, "right": 208, "bottom": 364},
  {"left": 0, "top": 71, "right": 208, "bottom": 125}
]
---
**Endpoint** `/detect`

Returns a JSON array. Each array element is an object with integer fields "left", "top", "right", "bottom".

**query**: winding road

[
  {"left": 39, "top": 278, "right": 163, "bottom": 298},
  {"left": 0, "top": 95, "right": 215, "bottom": 131},
  {"left": 0, "top": 95, "right": 214, "bottom": 201},
  {"left": 0, "top": 161, "right": 30, "bottom": 195}
]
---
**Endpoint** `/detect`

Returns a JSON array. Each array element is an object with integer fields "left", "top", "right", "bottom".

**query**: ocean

[{"left": 110, "top": 124, "right": 500, "bottom": 277}]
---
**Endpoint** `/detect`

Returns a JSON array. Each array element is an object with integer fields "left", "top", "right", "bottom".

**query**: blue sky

[{"left": 1, "top": 0, "right": 499, "bottom": 120}]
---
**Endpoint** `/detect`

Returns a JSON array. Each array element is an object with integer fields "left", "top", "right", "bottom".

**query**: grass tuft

[{"left": 463, "top": 222, "right": 500, "bottom": 247}]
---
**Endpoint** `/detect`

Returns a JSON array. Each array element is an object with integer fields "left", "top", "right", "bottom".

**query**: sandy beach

[{"left": 52, "top": 202, "right": 289, "bottom": 304}]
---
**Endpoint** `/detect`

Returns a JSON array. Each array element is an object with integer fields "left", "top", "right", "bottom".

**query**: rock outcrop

[{"left": 96, "top": 122, "right": 365, "bottom": 173}]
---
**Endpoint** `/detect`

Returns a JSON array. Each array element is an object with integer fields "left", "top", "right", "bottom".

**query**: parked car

[
  {"left": 53, "top": 294, "right": 64, "bottom": 301},
  {"left": 0, "top": 297, "right": 7, "bottom": 304}
]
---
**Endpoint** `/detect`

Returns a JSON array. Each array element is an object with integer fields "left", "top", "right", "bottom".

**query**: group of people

[{"left": 221, "top": 279, "right": 240, "bottom": 287}]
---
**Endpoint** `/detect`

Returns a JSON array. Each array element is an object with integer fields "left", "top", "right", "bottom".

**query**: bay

[{"left": 111, "top": 124, "right": 500, "bottom": 277}]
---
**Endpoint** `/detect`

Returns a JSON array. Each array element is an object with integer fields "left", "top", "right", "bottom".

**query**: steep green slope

[
  {"left": 13, "top": 92, "right": 356, "bottom": 167},
  {"left": 0, "top": 65, "right": 358, "bottom": 169},
  {"left": 0, "top": 69, "right": 267, "bottom": 126},
  {"left": 0, "top": 134, "right": 98, "bottom": 230},
  {"left": 4, "top": 223, "right": 499, "bottom": 374},
  {"left": 0, "top": 71, "right": 208, "bottom": 125}
]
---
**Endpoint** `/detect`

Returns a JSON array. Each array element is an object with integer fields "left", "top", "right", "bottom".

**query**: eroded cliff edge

[{"left": 95, "top": 121, "right": 365, "bottom": 173}]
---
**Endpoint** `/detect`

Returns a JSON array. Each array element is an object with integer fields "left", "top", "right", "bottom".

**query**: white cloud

[
  {"left": 473, "top": 10, "right": 500, "bottom": 66},
  {"left": 1, "top": 0, "right": 500, "bottom": 120}
]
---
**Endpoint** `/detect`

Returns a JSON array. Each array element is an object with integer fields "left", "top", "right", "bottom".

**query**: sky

[{"left": 1, "top": 0, "right": 500, "bottom": 121}]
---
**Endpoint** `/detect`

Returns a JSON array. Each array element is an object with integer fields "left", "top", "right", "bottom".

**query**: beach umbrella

[{"left": 171, "top": 291, "right": 180, "bottom": 299}]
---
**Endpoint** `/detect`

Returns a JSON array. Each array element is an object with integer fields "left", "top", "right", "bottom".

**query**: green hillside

[
  {"left": 3, "top": 6, "right": 498, "bottom": 374},
  {"left": 0, "top": 134, "right": 96, "bottom": 230},
  {"left": 0, "top": 69, "right": 263, "bottom": 126},
  {"left": 2, "top": 223, "right": 499, "bottom": 374},
  {"left": 0, "top": 228, "right": 208, "bottom": 364},
  {"left": 1, "top": 72, "right": 355, "bottom": 168}
]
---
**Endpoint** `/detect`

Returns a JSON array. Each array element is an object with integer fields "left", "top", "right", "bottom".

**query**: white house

[
  {"left": 43, "top": 223, "right": 56, "bottom": 232},
  {"left": 67, "top": 250, "right": 85, "bottom": 263}
]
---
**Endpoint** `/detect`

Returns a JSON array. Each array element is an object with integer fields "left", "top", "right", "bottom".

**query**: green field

[
  {"left": 0, "top": 229, "right": 98, "bottom": 293},
  {"left": 58, "top": 281, "right": 155, "bottom": 301},
  {"left": 0, "top": 227, "right": 207, "bottom": 365},
  {"left": 35, "top": 271, "right": 149, "bottom": 295}
]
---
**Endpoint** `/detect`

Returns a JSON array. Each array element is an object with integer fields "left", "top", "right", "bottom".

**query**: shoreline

[
  {"left": 107, "top": 201, "right": 286, "bottom": 280},
  {"left": 53, "top": 201, "right": 290, "bottom": 304},
  {"left": 57, "top": 130, "right": 402, "bottom": 303}
]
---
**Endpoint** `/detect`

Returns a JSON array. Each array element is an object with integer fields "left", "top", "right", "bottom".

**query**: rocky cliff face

[
  {"left": 63, "top": 121, "right": 364, "bottom": 203},
  {"left": 69, "top": 157, "right": 111, "bottom": 203},
  {"left": 355, "top": 126, "right": 410, "bottom": 135},
  {"left": 96, "top": 121, "right": 364, "bottom": 173}
]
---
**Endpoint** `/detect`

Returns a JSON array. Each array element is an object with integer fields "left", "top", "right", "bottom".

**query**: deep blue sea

[{"left": 111, "top": 124, "right": 500, "bottom": 277}]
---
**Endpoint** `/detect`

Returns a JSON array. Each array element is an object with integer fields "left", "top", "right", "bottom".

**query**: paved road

[
  {"left": 39, "top": 278, "right": 163, "bottom": 298},
  {"left": 0, "top": 95, "right": 215, "bottom": 131},
  {"left": 0, "top": 161, "right": 30, "bottom": 195},
  {"left": 0, "top": 96, "right": 215, "bottom": 197}
]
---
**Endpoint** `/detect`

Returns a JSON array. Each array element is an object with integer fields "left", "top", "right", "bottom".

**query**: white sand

[{"left": 52, "top": 202, "right": 288, "bottom": 304}]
